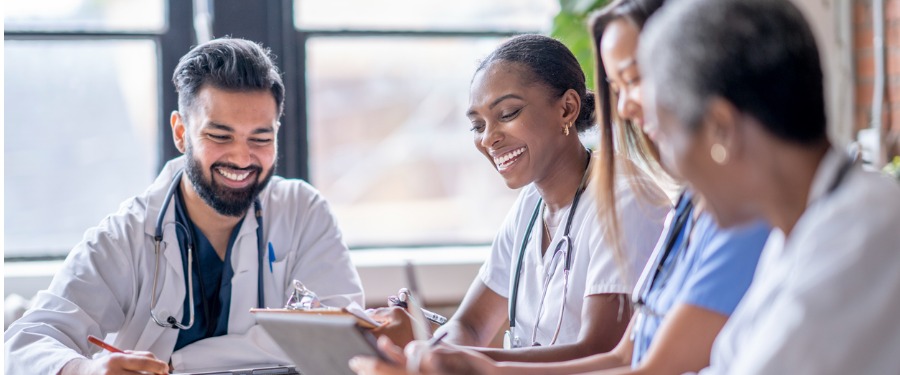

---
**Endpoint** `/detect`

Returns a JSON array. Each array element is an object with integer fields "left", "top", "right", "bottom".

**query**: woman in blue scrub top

[{"left": 347, "top": 1, "right": 771, "bottom": 374}]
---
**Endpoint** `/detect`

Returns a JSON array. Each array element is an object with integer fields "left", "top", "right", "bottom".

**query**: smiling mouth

[
  {"left": 493, "top": 146, "right": 526, "bottom": 171},
  {"left": 216, "top": 167, "right": 253, "bottom": 182}
]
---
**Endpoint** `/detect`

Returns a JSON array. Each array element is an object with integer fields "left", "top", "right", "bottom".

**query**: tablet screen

[{"left": 255, "top": 312, "right": 387, "bottom": 375}]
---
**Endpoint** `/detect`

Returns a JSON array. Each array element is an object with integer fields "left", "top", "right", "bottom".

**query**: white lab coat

[
  {"left": 699, "top": 149, "right": 900, "bottom": 374},
  {"left": 4, "top": 157, "right": 365, "bottom": 374}
]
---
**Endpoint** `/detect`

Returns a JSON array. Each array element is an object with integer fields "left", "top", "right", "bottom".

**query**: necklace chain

[
  {"left": 542, "top": 203, "right": 553, "bottom": 243},
  {"left": 543, "top": 220, "right": 552, "bottom": 244}
]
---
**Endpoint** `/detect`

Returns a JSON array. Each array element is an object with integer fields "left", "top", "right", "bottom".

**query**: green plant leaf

[
  {"left": 560, "top": 0, "right": 609, "bottom": 14},
  {"left": 550, "top": 0, "right": 611, "bottom": 92}
]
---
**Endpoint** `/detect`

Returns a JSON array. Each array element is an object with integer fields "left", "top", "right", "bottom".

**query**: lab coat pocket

[{"left": 266, "top": 259, "right": 290, "bottom": 307}]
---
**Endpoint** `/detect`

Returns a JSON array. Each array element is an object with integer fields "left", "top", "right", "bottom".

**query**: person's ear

[
  {"left": 702, "top": 97, "right": 741, "bottom": 165},
  {"left": 559, "top": 88, "right": 581, "bottom": 128},
  {"left": 171, "top": 111, "right": 187, "bottom": 154}
]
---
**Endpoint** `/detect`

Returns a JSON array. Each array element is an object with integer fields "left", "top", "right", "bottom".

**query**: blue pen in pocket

[{"left": 267, "top": 242, "right": 275, "bottom": 273}]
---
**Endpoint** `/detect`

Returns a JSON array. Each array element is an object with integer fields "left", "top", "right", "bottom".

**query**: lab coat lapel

[{"left": 228, "top": 212, "right": 261, "bottom": 332}]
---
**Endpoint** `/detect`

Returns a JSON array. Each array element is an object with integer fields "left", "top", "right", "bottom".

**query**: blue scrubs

[
  {"left": 631, "top": 191, "right": 770, "bottom": 367},
  {"left": 172, "top": 189, "right": 243, "bottom": 351}
]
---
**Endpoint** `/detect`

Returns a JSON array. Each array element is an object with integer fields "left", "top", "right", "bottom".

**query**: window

[
  {"left": 5, "top": 0, "right": 562, "bottom": 258},
  {"left": 307, "top": 37, "right": 515, "bottom": 246},
  {"left": 4, "top": 40, "right": 159, "bottom": 257},
  {"left": 4, "top": 0, "right": 183, "bottom": 259},
  {"left": 5, "top": 0, "right": 165, "bottom": 32},
  {"left": 295, "top": 0, "right": 556, "bottom": 31},
  {"left": 297, "top": 1, "right": 558, "bottom": 247}
]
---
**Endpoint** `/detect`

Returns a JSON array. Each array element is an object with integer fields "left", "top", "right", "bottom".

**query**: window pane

[
  {"left": 307, "top": 37, "right": 520, "bottom": 247},
  {"left": 295, "top": 0, "right": 557, "bottom": 31},
  {"left": 5, "top": 40, "right": 160, "bottom": 257},
  {"left": 5, "top": 0, "right": 165, "bottom": 32}
]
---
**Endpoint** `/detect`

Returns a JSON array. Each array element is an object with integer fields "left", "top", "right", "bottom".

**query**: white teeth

[
  {"left": 493, "top": 147, "right": 526, "bottom": 167},
  {"left": 217, "top": 168, "right": 250, "bottom": 182}
]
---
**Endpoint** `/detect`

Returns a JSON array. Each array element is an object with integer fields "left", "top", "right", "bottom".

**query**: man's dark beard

[{"left": 184, "top": 144, "right": 274, "bottom": 217}]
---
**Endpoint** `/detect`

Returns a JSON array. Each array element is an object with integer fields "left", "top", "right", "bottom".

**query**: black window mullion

[
  {"left": 158, "top": 0, "right": 196, "bottom": 171},
  {"left": 207, "top": 0, "right": 304, "bottom": 180},
  {"left": 279, "top": 9, "right": 307, "bottom": 181}
]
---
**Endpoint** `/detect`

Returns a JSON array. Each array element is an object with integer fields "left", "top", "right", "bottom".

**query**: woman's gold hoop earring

[
  {"left": 563, "top": 122, "right": 572, "bottom": 136},
  {"left": 711, "top": 143, "right": 728, "bottom": 165}
]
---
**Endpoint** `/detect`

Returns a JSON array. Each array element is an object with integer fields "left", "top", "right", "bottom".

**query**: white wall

[
  {"left": 791, "top": 0, "right": 855, "bottom": 146},
  {"left": 4, "top": 247, "right": 489, "bottom": 309}
]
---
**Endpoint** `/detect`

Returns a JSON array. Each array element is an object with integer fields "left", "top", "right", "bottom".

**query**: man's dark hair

[
  {"left": 476, "top": 34, "right": 596, "bottom": 132},
  {"left": 639, "top": 0, "right": 827, "bottom": 144},
  {"left": 173, "top": 37, "right": 285, "bottom": 120}
]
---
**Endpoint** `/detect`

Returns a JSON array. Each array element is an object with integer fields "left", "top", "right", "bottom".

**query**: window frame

[
  {"left": 4, "top": 1, "right": 193, "bottom": 261},
  {"left": 4, "top": 0, "right": 541, "bottom": 260}
]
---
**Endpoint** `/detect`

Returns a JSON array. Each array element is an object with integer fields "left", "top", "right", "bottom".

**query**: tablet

[
  {"left": 255, "top": 311, "right": 388, "bottom": 375},
  {"left": 172, "top": 364, "right": 298, "bottom": 375}
]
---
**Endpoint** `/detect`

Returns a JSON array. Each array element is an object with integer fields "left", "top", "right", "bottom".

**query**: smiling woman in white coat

[{"left": 4, "top": 38, "right": 364, "bottom": 375}]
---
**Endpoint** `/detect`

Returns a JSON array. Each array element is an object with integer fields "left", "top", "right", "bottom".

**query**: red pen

[
  {"left": 88, "top": 335, "right": 124, "bottom": 353},
  {"left": 88, "top": 335, "right": 168, "bottom": 375}
]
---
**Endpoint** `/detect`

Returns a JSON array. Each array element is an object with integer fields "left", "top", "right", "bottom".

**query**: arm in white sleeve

[
  {"left": 724, "top": 215, "right": 900, "bottom": 375},
  {"left": 4, "top": 217, "right": 138, "bottom": 374}
]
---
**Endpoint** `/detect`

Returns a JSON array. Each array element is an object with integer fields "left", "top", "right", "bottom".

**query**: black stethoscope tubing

[
  {"left": 508, "top": 150, "right": 591, "bottom": 332},
  {"left": 151, "top": 168, "right": 266, "bottom": 330},
  {"left": 635, "top": 191, "right": 694, "bottom": 309}
]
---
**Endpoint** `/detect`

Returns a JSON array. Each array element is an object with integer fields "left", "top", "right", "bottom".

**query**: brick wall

[{"left": 855, "top": 0, "right": 900, "bottom": 158}]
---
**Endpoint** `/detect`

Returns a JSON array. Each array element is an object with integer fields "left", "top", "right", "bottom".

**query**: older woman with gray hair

[{"left": 638, "top": 0, "right": 900, "bottom": 373}]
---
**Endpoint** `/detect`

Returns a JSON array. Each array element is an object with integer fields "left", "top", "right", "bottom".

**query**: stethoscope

[
  {"left": 149, "top": 169, "right": 266, "bottom": 330},
  {"left": 505, "top": 150, "right": 591, "bottom": 348},
  {"left": 631, "top": 190, "right": 695, "bottom": 323}
]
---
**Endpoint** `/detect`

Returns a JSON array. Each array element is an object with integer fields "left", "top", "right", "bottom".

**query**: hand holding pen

[
  {"left": 75, "top": 335, "right": 169, "bottom": 375},
  {"left": 366, "top": 262, "right": 449, "bottom": 349},
  {"left": 387, "top": 288, "right": 448, "bottom": 326}
]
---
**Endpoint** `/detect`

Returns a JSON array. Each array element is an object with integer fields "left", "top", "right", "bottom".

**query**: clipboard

[
  {"left": 250, "top": 303, "right": 382, "bottom": 329},
  {"left": 254, "top": 311, "right": 391, "bottom": 375}
]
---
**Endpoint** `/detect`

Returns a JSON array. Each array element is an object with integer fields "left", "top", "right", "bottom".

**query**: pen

[
  {"left": 88, "top": 335, "right": 123, "bottom": 353},
  {"left": 397, "top": 264, "right": 451, "bottom": 327},
  {"left": 428, "top": 332, "right": 449, "bottom": 347},
  {"left": 388, "top": 295, "right": 449, "bottom": 326},
  {"left": 420, "top": 308, "right": 449, "bottom": 326},
  {"left": 268, "top": 242, "right": 275, "bottom": 273},
  {"left": 88, "top": 335, "right": 167, "bottom": 375}
]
